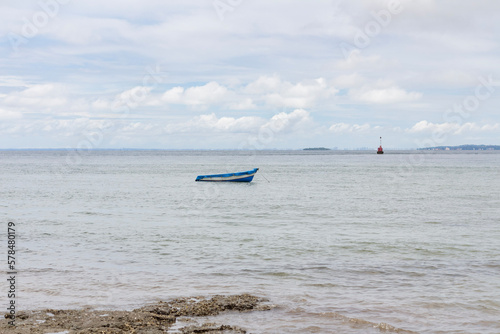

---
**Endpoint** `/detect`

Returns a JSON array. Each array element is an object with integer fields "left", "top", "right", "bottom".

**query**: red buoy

[{"left": 377, "top": 137, "right": 384, "bottom": 154}]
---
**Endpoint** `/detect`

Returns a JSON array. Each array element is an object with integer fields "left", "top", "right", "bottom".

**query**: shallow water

[{"left": 1, "top": 150, "right": 499, "bottom": 333}]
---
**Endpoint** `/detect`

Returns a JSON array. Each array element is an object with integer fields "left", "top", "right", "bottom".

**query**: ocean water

[{"left": 1, "top": 150, "right": 499, "bottom": 333}]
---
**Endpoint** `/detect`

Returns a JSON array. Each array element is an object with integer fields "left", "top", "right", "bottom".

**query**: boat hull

[{"left": 195, "top": 168, "right": 259, "bottom": 182}]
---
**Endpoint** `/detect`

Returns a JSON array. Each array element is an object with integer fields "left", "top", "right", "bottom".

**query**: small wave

[
  {"left": 264, "top": 271, "right": 292, "bottom": 277},
  {"left": 303, "top": 283, "right": 339, "bottom": 288},
  {"left": 318, "top": 312, "right": 418, "bottom": 334},
  {"left": 20, "top": 268, "right": 81, "bottom": 274}
]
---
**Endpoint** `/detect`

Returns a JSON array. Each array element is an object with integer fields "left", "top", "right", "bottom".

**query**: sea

[{"left": 1, "top": 149, "right": 499, "bottom": 333}]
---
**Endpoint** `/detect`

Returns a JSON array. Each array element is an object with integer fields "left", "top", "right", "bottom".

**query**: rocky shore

[{"left": 1, "top": 294, "right": 273, "bottom": 334}]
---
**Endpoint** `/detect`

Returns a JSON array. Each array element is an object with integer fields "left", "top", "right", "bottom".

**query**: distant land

[
  {"left": 419, "top": 144, "right": 500, "bottom": 151},
  {"left": 303, "top": 147, "right": 331, "bottom": 151}
]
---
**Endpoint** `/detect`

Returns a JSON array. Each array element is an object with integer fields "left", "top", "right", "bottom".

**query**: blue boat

[{"left": 195, "top": 168, "right": 259, "bottom": 182}]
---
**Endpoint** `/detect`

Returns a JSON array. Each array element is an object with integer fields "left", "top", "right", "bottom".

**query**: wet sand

[{"left": 1, "top": 294, "right": 272, "bottom": 334}]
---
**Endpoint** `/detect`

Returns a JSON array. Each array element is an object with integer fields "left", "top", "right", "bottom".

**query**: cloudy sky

[{"left": 1, "top": 0, "right": 499, "bottom": 149}]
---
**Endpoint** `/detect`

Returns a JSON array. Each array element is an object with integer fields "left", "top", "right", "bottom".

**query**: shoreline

[{"left": 1, "top": 294, "right": 273, "bottom": 334}]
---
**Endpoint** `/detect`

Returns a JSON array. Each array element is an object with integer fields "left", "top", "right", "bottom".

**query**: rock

[{"left": 0, "top": 294, "right": 271, "bottom": 334}]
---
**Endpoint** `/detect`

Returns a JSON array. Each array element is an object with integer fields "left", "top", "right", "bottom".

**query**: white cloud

[
  {"left": 246, "top": 76, "right": 338, "bottom": 109},
  {"left": 185, "top": 113, "right": 264, "bottom": 132},
  {"left": 2, "top": 84, "right": 68, "bottom": 110},
  {"left": 245, "top": 75, "right": 282, "bottom": 94},
  {"left": 162, "top": 109, "right": 313, "bottom": 136},
  {"left": 262, "top": 109, "right": 313, "bottom": 134},
  {"left": 407, "top": 120, "right": 500, "bottom": 134},
  {"left": 0, "top": 118, "right": 115, "bottom": 137},
  {"left": 329, "top": 122, "right": 371, "bottom": 133},
  {"left": 0, "top": 76, "right": 29, "bottom": 87},
  {"left": 184, "top": 82, "right": 229, "bottom": 106},
  {"left": 162, "top": 82, "right": 229, "bottom": 107},
  {"left": 428, "top": 70, "right": 477, "bottom": 87},
  {"left": 335, "top": 50, "right": 381, "bottom": 71},
  {"left": 159, "top": 76, "right": 338, "bottom": 110},
  {"left": 162, "top": 113, "right": 263, "bottom": 135},
  {"left": 115, "top": 86, "right": 153, "bottom": 108},
  {"left": 228, "top": 98, "right": 256, "bottom": 110},
  {"left": 332, "top": 73, "right": 365, "bottom": 88},
  {"left": 0, "top": 108, "right": 22, "bottom": 120},
  {"left": 351, "top": 86, "right": 422, "bottom": 104},
  {"left": 92, "top": 99, "right": 111, "bottom": 110},
  {"left": 162, "top": 87, "right": 184, "bottom": 104},
  {"left": 122, "top": 122, "right": 156, "bottom": 132},
  {"left": 407, "top": 120, "right": 458, "bottom": 133}
]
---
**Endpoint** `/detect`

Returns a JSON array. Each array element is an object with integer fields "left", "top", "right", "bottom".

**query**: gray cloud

[{"left": 1, "top": 0, "right": 499, "bottom": 148}]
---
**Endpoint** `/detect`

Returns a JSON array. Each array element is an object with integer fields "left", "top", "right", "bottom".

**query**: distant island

[
  {"left": 303, "top": 147, "right": 331, "bottom": 151},
  {"left": 419, "top": 145, "right": 500, "bottom": 151}
]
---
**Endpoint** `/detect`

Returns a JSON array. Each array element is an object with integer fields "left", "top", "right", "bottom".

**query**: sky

[{"left": 0, "top": 0, "right": 499, "bottom": 149}]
